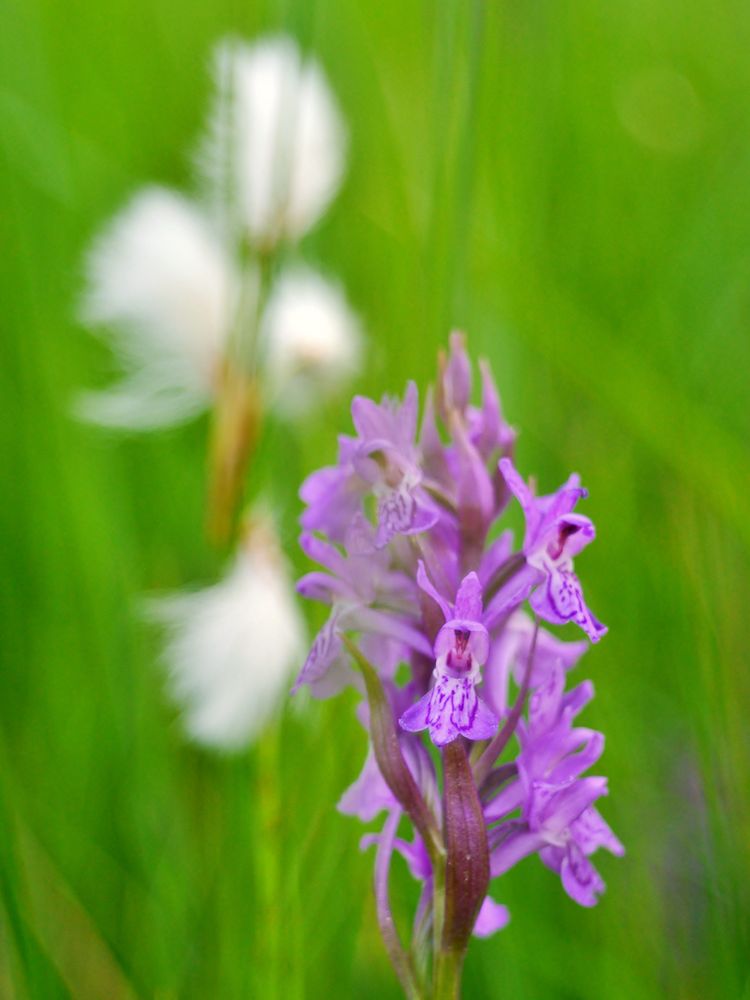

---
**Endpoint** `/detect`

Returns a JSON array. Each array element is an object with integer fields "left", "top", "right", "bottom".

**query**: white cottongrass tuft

[
  {"left": 78, "top": 36, "right": 357, "bottom": 432},
  {"left": 201, "top": 36, "right": 347, "bottom": 246},
  {"left": 78, "top": 187, "right": 239, "bottom": 429},
  {"left": 149, "top": 515, "right": 306, "bottom": 750},
  {"left": 261, "top": 267, "right": 362, "bottom": 415}
]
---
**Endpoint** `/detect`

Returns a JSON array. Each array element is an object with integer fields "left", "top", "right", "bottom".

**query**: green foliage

[{"left": 1, "top": 0, "right": 748, "bottom": 996}]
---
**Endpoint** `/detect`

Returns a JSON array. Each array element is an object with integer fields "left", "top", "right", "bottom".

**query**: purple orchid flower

[
  {"left": 293, "top": 531, "right": 430, "bottom": 696},
  {"left": 296, "top": 335, "right": 619, "bottom": 995},
  {"left": 499, "top": 457, "right": 607, "bottom": 642},
  {"left": 536, "top": 792, "right": 624, "bottom": 907},
  {"left": 351, "top": 381, "right": 440, "bottom": 548},
  {"left": 300, "top": 382, "right": 440, "bottom": 551},
  {"left": 488, "top": 775, "right": 618, "bottom": 907},
  {"left": 398, "top": 565, "right": 499, "bottom": 746},
  {"left": 487, "top": 661, "right": 623, "bottom": 905},
  {"left": 299, "top": 434, "right": 365, "bottom": 544}
]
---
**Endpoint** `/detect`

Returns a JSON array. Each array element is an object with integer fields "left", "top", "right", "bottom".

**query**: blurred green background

[{"left": 1, "top": 0, "right": 749, "bottom": 997}]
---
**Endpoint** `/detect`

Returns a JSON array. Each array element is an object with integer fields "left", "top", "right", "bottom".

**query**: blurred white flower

[
  {"left": 150, "top": 513, "right": 305, "bottom": 750},
  {"left": 78, "top": 187, "right": 239, "bottom": 429},
  {"left": 261, "top": 267, "right": 362, "bottom": 416},
  {"left": 201, "top": 35, "right": 347, "bottom": 246},
  {"left": 78, "top": 36, "right": 358, "bottom": 434}
]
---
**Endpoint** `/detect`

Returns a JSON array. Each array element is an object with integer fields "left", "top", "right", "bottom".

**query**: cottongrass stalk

[
  {"left": 295, "top": 333, "right": 623, "bottom": 997},
  {"left": 78, "top": 32, "right": 359, "bottom": 540},
  {"left": 77, "top": 33, "right": 360, "bottom": 749},
  {"left": 198, "top": 36, "right": 351, "bottom": 541}
]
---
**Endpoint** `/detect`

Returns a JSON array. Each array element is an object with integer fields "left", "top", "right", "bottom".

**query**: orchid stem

[
  {"left": 432, "top": 947, "right": 462, "bottom": 1000},
  {"left": 431, "top": 844, "right": 446, "bottom": 992},
  {"left": 473, "top": 617, "right": 539, "bottom": 788},
  {"left": 342, "top": 635, "right": 444, "bottom": 867},
  {"left": 483, "top": 552, "right": 526, "bottom": 604},
  {"left": 375, "top": 811, "right": 425, "bottom": 1000}
]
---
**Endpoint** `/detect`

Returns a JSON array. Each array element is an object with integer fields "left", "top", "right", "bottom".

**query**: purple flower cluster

[{"left": 295, "top": 333, "right": 622, "bottom": 979}]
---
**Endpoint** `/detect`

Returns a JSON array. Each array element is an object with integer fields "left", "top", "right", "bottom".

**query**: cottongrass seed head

[
  {"left": 201, "top": 35, "right": 347, "bottom": 247},
  {"left": 77, "top": 187, "right": 237, "bottom": 429},
  {"left": 78, "top": 35, "right": 357, "bottom": 433},
  {"left": 150, "top": 511, "right": 306, "bottom": 750},
  {"left": 261, "top": 267, "right": 362, "bottom": 416}
]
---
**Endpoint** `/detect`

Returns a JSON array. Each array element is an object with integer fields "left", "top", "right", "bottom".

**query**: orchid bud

[
  {"left": 437, "top": 330, "right": 472, "bottom": 420},
  {"left": 441, "top": 739, "right": 490, "bottom": 955}
]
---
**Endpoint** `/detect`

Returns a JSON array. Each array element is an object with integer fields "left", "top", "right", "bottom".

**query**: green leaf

[{"left": 343, "top": 636, "right": 442, "bottom": 865}]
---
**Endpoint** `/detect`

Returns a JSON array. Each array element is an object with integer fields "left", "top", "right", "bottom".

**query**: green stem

[
  {"left": 375, "top": 811, "right": 425, "bottom": 1000},
  {"left": 206, "top": 250, "right": 273, "bottom": 546},
  {"left": 342, "top": 636, "right": 443, "bottom": 864},
  {"left": 432, "top": 948, "right": 462, "bottom": 1000},
  {"left": 256, "top": 725, "right": 282, "bottom": 997},
  {"left": 431, "top": 845, "right": 446, "bottom": 984}
]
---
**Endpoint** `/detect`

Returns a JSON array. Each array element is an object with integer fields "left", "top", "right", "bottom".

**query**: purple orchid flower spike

[
  {"left": 296, "top": 334, "right": 620, "bottom": 998},
  {"left": 499, "top": 457, "right": 607, "bottom": 642},
  {"left": 399, "top": 565, "right": 499, "bottom": 746}
]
